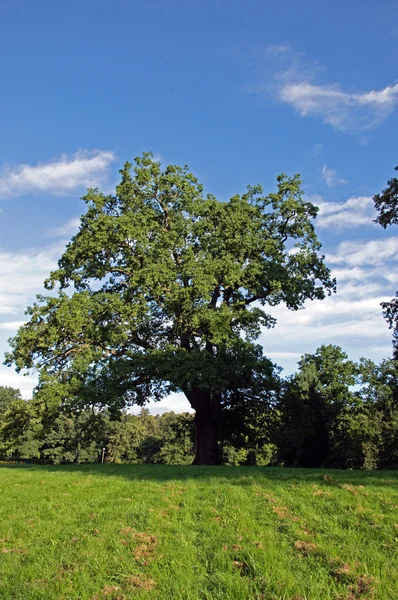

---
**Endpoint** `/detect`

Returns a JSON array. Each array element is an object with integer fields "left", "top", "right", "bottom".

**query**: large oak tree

[{"left": 5, "top": 154, "right": 335, "bottom": 464}]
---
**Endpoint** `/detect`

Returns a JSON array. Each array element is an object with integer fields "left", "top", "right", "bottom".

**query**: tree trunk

[
  {"left": 193, "top": 412, "right": 219, "bottom": 465},
  {"left": 185, "top": 387, "right": 221, "bottom": 465}
]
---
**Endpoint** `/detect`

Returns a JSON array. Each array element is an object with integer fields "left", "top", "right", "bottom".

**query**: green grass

[{"left": 0, "top": 465, "right": 397, "bottom": 599}]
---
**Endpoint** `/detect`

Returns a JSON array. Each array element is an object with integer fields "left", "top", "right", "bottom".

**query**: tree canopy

[{"left": 5, "top": 153, "right": 335, "bottom": 464}]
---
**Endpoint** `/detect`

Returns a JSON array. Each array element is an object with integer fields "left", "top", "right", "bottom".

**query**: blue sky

[{"left": 0, "top": 1, "right": 397, "bottom": 411}]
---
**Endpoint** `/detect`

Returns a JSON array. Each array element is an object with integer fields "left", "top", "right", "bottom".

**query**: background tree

[
  {"left": 381, "top": 297, "right": 398, "bottom": 361},
  {"left": 373, "top": 166, "right": 398, "bottom": 360},
  {"left": 276, "top": 346, "right": 398, "bottom": 469},
  {"left": 5, "top": 154, "right": 335, "bottom": 464},
  {"left": 107, "top": 409, "right": 158, "bottom": 463},
  {"left": 358, "top": 358, "right": 398, "bottom": 468},
  {"left": 277, "top": 346, "right": 360, "bottom": 467},
  {"left": 0, "top": 386, "right": 23, "bottom": 455},
  {"left": 153, "top": 411, "right": 195, "bottom": 465},
  {"left": 373, "top": 166, "right": 398, "bottom": 228},
  {"left": 0, "top": 386, "right": 21, "bottom": 415},
  {"left": 0, "top": 396, "right": 42, "bottom": 459}
]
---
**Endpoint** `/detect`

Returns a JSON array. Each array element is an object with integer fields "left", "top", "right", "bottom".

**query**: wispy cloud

[
  {"left": 258, "top": 45, "right": 398, "bottom": 132},
  {"left": 53, "top": 217, "right": 81, "bottom": 237},
  {"left": 321, "top": 164, "right": 347, "bottom": 187},
  {"left": 312, "top": 143, "right": 323, "bottom": 157},
  {"left": 311, "top": 194, "right": 376, "bottom": 229},
  {"left": 0, "top": 150, "right": 116, "bottom": 198},
  {"left": 280, "top": 81, "right": 398, "bottom": 132}
]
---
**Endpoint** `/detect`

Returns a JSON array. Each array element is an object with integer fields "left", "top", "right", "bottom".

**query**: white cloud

[
  {"left": 0, "top": 366, "right": 38, "bottom": 398},
  {"left": 335, "top": 280, "right": 383, "bottom": 300},
  {"left": 0, "top": 243, "right": 62, "bottom": 316},
  {"left": 267, "top": 351, "right": 302, "bottom": 359},
  {"left": 0, "top": 243, "right": 64, "bottom": 398},
  {"left": 0, "top": 150, "right": 116, "bottom": 198},
  {"left": 0, "top": 321, "right": 25, "bottom": 331},
  {"left": 326, "top": 266, "right": 371, "bottom": 282},
  {"left": 259, "top": 45, "right": 398, "bottom": 132},
  {"left": 312, "top": 195, "right": 376, "bottom": 229},
  {"left": 0, "top": 305, "right": 18, "bottom": 316},
  {"left": 258, "top": 232, "right": 397, "bottom": 373},
  {"left": 321, "top": 164, "right": 347, "bottom": 187},
  {"left": 327, "top": 237, "right": 398, "bottom": 266},
  {"left": 262, "top": 292, "right": 392, "bottom": 373},
  {"left": 130, "top": 392, "right": 193, "bottom": 415}
]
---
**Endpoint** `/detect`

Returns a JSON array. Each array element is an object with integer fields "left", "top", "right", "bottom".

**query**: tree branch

[
  {"left": 280, "top": 215, "right": 292, "bottom": 244},
  {"left": 245, "top": 294, "right": 266, "bottom": 305},
  {"left": 222, "top": 286, "right": 233, "bottom": 306}
]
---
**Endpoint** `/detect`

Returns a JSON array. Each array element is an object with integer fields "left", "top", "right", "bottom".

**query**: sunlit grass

[{"left": 0, "top": 464, "right": 397, "bottom": 599}]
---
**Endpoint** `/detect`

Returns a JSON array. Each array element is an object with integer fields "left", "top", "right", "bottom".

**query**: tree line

[
  {"left": 3, "top": 155, "right": 398, "bottom": 465},
  {"left": 1, "top": 344, "right": 397, "bottom": 468}
]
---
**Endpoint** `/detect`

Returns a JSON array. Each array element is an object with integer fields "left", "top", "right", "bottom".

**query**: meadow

[{"left": 0, "top": 464, "right": 397, "bottom": 599}]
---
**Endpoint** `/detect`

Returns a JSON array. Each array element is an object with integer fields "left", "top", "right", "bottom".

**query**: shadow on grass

[{"left": 0, "top": 462, "right": 397, "bottom": 487}]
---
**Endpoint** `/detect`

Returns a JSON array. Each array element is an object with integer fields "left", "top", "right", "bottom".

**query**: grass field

[{"left": 0, "top": 464, "right": 397, "bottom": 600}]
